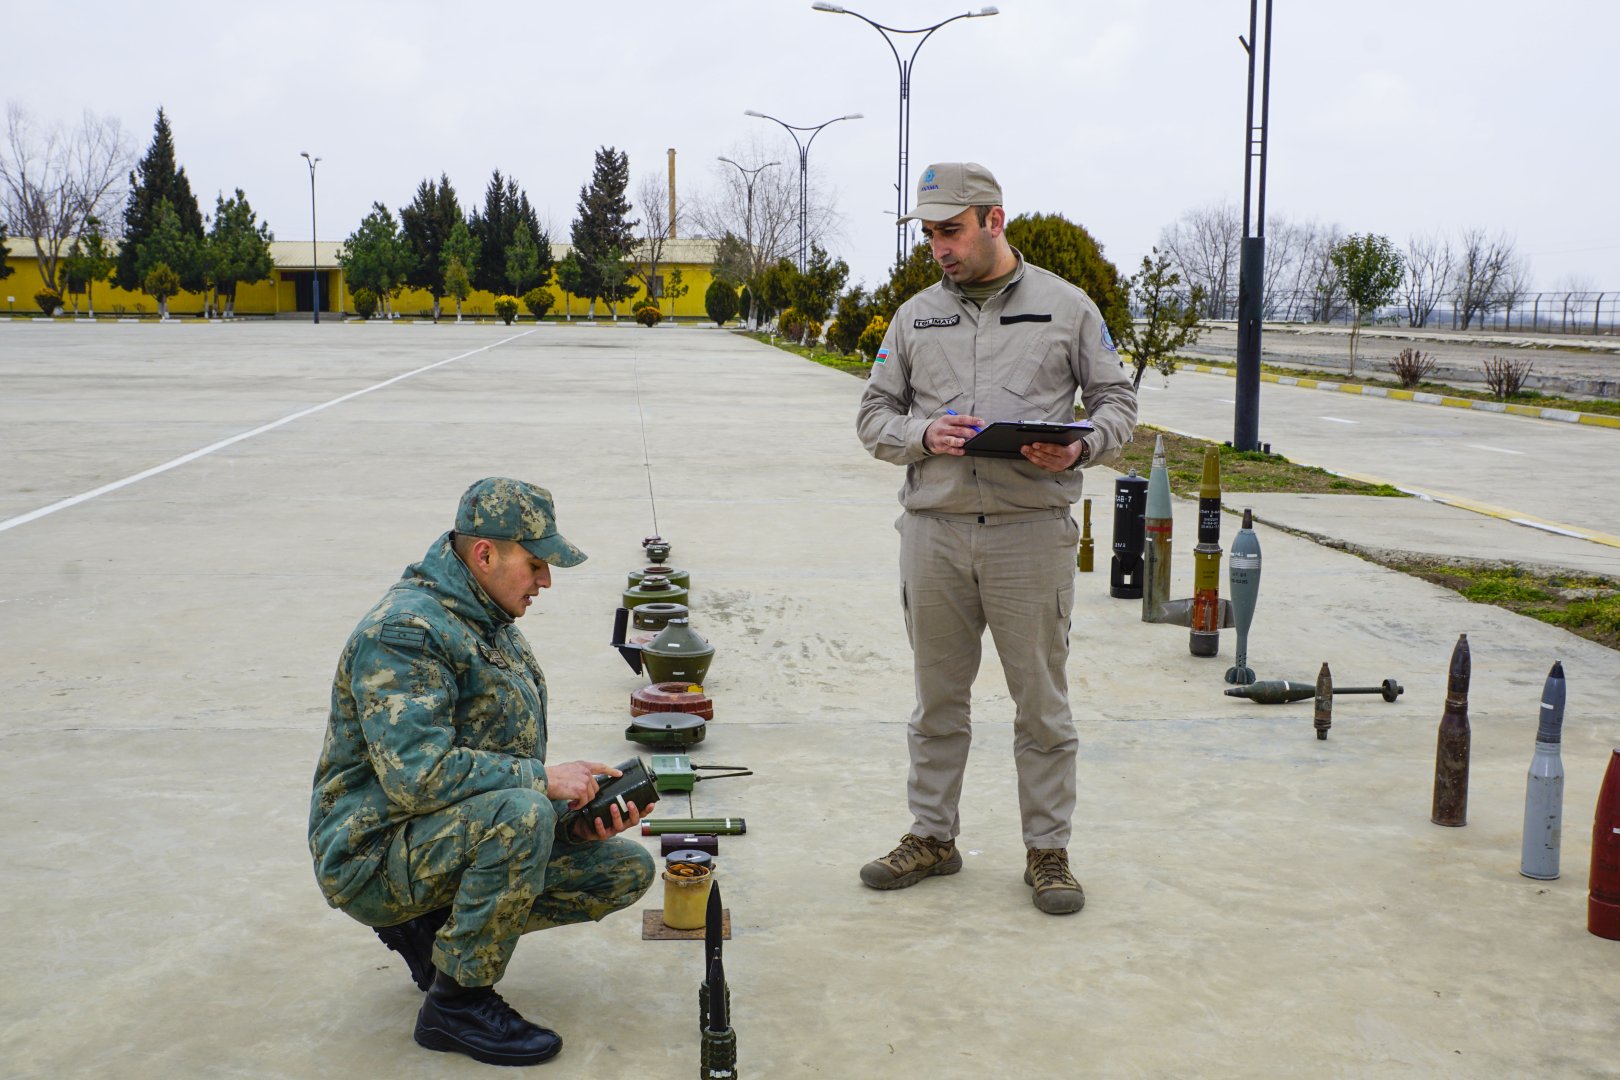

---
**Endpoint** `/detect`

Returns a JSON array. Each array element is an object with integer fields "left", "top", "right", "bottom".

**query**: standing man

[
  {"left": 856, "top": 163, "right": 1137, "bottom": 915},
  {"left": 309, "top": 478, "right": 655, "bottom": 1066}
]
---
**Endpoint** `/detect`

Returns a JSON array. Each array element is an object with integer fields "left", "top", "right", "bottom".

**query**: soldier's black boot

[
  {"left": 374, "top": 906, "right": 451, "bottom": 991},
  {"left": 414, "top": 969, "right": 563, "bottom": 1066}
]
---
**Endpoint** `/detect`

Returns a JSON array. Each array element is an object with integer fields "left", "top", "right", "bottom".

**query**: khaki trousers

[{"left": 898, "top": 511, "right": 1079, "bottom": 848}]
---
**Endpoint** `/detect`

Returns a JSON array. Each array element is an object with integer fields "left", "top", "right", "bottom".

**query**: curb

[
  {"left": 1183, "top": 363, "right": 1620, "bottom": 429},
  {"left": 1143, "top": 423, "right": 1620, "bottom": 553}
]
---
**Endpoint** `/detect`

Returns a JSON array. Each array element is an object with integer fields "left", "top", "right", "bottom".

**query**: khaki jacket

[{"left": 856, "top": 252, "right": 1138, "bottom": 520}]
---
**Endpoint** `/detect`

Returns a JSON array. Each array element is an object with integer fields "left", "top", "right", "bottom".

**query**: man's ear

[
  {"left": 987, "top": 206, "right": 1007, "bottom": 236},
  {"left": 473, "top": 538, "right": 496, "bottom": 567}
]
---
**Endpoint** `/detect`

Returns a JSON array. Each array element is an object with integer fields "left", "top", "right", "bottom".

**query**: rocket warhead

[
  {"left": 705, "top": 880, "right": 724, "bottom": 964},
  {"left": 1146, "top": 436, "right": 1172, "bottom": 522},
  {"left": 1447, "top": 633, "right": 1472, "bottom": 701},
  {"left": 1537, "top": 660, "right": 1566, "bottom": 744},
  {"left": 1196, "top": 446, "right": 1223, "bottom": 545}
]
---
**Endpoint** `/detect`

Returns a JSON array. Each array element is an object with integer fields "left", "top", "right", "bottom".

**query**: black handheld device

[{"left": 558, "top": 757, "right": 660, "bottom": 839}]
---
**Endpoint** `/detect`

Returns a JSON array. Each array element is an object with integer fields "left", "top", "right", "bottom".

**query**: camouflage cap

[{"left": 454, "top": 478, "right": 587, "bottom": 567}]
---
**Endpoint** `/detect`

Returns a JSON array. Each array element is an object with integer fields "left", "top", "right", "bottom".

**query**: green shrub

[
  {"left": 802, "top": 318, "right": 823, "bottom": 347},
  {"left": 522, "top": 287, "right": 554, "bottom": 320},
  {"left": 635, "top": 304, "right": 663, "bottom": 327},
  {"left": 34, "top": 288, "right": 63, "bottom": 315},
  {"left": 857, "top": 314, "right": 889, "bottom": 359},
  {"left": 778, "top": 306, "right": 808, "bottom": 343},
  {"left": 705, "top": 278, "right": 739, "bottom": 325},
  {"left": 352, "top": 287, "right": 379, "bottom": 320},
  {"left": 493, "top": 294, "right": 519, "bottom": 325}
]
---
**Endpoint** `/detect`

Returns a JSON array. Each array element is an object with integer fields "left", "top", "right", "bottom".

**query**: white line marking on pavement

[
  {"left": 1467, "top": 443, "right": 1526, "bottom": 455},
  {"left": 1319, "top": 416, "right": 1359, "bottom": 424},
  {"left": 0, "top": 329, "right": 537, "bottom": 535},
  {"left": 1510, "top": 519, "right": 1590, "bottom": 539},
  {"left": 1215, "top": 398, "right": 1236, "bottom": 404}
]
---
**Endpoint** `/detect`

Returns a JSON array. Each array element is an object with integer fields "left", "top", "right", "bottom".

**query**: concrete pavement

[{"left": 2, "top": 321, "right": 1618, "bottom": 1079}]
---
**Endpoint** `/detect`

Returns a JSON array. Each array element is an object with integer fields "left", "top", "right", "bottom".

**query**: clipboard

[{"left": 960, "top": 420, "right": 1093, "bottom": 459}]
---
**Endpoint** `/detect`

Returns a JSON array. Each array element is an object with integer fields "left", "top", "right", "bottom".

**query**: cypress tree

[
  {"left": 469, "top": 170, "right": 549, "bottom": 295},
  {"left": 400, "top": 174, "right": 463, "bottom": 319},
  {"left": 117, "top": 108, "right": 205, "bottom": 291}
]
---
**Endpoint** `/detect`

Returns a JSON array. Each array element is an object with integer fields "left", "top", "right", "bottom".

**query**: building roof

[{"left": 269, "top": 240, "right": 345, "bottom": 270}]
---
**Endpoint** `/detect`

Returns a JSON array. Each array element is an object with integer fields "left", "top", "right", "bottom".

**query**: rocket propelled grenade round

[
  {"left": 1314, "top": 662, "right": 1333, "bottom": 740},
  {"left": 1189, "top": 446, "right": 1224, "bottom": 657},
  {"left": 1109, "top": 471, "right": 1149, "bottom": 599},
  {"left": 1225, "top": 508, "right": 1261, "bottom": 684},
  {"left": 1224, "top": 677, "right": 1403, "bottom": 704},
  {"left": 1142, "top": 435, "right": 1173, "bottom": 623},
  {"left": 1520, "top": 661, "right": 1566, "bottom": 880},
  {"left": 1431, "top": 633, "right": 1472, "bottom": 828}
]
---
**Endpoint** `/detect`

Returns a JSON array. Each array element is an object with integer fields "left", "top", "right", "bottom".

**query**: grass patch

[
  {"left": 1180, "top": 354, "right": 1620, "bottom": 416},
  {"left": 1109, "top": 426, "right": 1408, "bottom": 497},
  {"left": 1379, "top": 560, "right": 1620, "bottom": 650},
  {"left": 745, "top": 331, "right": 873, "bottom": 378}
]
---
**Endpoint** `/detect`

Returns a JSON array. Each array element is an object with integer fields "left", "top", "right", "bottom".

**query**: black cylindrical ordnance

[
  {"left": 1431, "top": 633, "right": 1472, "bottom": 827},
  {"left": 1224, "top": 678, "right": 1404, "bottom": 705},
  {"left": 1314, "top": 662, "right": 1332, "bottom": 740},
  {"left": 660, "top": 833, "right": 720, "bottom": 857},
  {"left": 1109, "top": 471, "right": 1149, "bottom": 599},
  {"left": 700, "top": 881, "right": 730, "bottom": 1035},
  {"left": 1078, "top": 498, "right": 1095, "bottom": 573},
  {"left": 557, "top": 758, "right": 659, "bottom": 840},
  {"left": 701, "top": 958, "right": 737, "bottom": 1078}
]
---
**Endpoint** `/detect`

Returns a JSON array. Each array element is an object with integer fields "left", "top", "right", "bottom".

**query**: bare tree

[
  {"left": 1158, "top": 201, "right": 1241, "bottom": 319},
  {"left": 691, "top": 142, "right": 838, "bottom": 327},
  {"left": 1451, "top": 229, "right": 1518, "bottom": 330},
  {"left": 1, "top": 103, "right": 131, "bottom": 292},
  {"left": 630, "top": 172, "right": 677, "bottom": 305},
  {"left": 1402, "top": 232, "right": 1452, "bottom": 328},
  {"left": 1260, "top": 214, "right": 1304, "bottom": 320}
]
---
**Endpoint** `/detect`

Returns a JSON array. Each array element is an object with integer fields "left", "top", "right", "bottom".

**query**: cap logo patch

[{"left": 924, "top": 168, "right": 936, "bottom": 183}]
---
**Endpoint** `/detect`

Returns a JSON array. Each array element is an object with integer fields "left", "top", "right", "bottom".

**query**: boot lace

[
  {"left": 890, "top": 832, "right": 945, "bottom": 868},
  {"left": 1029, "top": 848, "right": 1074, "bottom": 889}
]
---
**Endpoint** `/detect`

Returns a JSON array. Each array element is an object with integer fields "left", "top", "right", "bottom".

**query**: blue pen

[{"left": 945, "top": 408, "right": 982, "bottom": 433}]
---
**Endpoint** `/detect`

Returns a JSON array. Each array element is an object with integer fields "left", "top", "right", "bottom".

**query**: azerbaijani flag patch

[{"left": 875, "top": 346, "right": 890, "bottom": 364}]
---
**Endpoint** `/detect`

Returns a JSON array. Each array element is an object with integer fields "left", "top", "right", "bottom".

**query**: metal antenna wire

[{"left": 632, "top": 351, "right": 659, "bottom": 537}]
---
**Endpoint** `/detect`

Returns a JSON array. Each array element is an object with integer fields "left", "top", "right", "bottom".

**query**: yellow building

[{"left": 2, "top": 236, "right": 727, "bottom": 320}]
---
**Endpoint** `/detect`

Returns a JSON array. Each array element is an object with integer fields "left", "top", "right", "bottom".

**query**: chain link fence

[{"left": 1169, "top": 290, "right": 1618, "bottom": 336}]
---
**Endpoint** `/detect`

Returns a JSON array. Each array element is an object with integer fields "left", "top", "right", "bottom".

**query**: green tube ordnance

[{"left": 643, "top": 817, "right": 747, "bottom": 836}]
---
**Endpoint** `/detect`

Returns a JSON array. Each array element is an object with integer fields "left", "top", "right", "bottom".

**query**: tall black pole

[
  {"left": 1233, "top": 0, "right": 1273, "bottom": 453},
  {"left": 745, "top": 111, "right": 860, "bottom": 273}
]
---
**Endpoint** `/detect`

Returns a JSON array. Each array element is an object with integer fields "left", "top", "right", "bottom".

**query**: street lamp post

[
  {"left": 718, "top": 156, "right": 780, "bottom": 328},
  {"left": 1233, "top": 0, "right": 1274, "bottom": 453},
  {"left": 743, "top": 110, "right": 861, "bottom": 272},
  {"left": 300, "top": 151, "right": 321, "bottom": 324},
  {"left": 813, "top": 3, "right": 998, "bottom": 266}
]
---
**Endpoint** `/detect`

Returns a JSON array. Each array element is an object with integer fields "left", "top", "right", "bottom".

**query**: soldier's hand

[
  {"left": 925, "top": 413, "right": 984, "bottom": 456},
  {"left": 580, "top": 799, "right": 652, "bottom": 842},
  {"left": 1022, "top": 439, "right": 1083, "bottom": 473},
  {"left": 546, "top": 760, "right": 616, "bottom": 808}
]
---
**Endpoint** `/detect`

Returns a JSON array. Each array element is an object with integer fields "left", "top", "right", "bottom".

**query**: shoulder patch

[
  {"left": 874, "top": 346, "right": 890, "bottom": 364},
  {"left": 379, "top": 622, "right": 429, "bottom": 651},
  {"left": 1100, "top": 322, "right": 1118, "bottom": 353},
  {"left": 913, "top": 314, "right": 961, "bottom": 329}
]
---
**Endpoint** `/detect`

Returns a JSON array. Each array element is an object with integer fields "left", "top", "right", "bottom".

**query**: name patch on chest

[
  {"left": 913, "top": 315, "right": 961, "bottom": 329},
  {"left": 479, "top": 642, "right": 511, "bottom": 669},
  {"left": 1000, "top": 313, "right": 1052, "bottom": 324}
]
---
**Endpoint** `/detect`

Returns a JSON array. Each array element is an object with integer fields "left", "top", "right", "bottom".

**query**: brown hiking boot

[
  {"left": 860, "top": 833, "right": 962, "bottom": 890},
  {"left": 1024, "top": 848, "right": 1086, "bottom": 914}
]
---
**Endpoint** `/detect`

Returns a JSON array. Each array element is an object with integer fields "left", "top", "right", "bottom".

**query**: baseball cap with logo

[
  {"left": 898, "top": 162, "right": 1004, "bottom": 224},
  {"left": 454, "top": 477, "right": 587, "bottom": 567}
]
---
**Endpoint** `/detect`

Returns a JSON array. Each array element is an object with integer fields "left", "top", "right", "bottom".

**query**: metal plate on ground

[{"left": 641, "top": 908, "right": 731, "bottom": 941}]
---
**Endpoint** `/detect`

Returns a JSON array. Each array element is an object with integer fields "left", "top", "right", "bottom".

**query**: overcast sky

[{"left": 10, "top": 0, "right": 1617, "bottom": 293}]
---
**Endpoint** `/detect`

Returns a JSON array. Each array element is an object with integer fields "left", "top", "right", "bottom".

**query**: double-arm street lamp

[
  {"left": 743, "top": 109, "right": 861, "bottom": 272},
  {"left": 717, "top": 156, "right": 780, "bottom": 327},
  {"left": 812, "top": 3, "right": 999, "bottom": 267},
  {"left": 300, "top": 151, "right": 321, "bottom": 324}
]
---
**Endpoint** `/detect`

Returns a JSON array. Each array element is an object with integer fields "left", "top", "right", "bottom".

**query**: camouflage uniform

[{"left": 310, "top": 482, "right": 653, "bottom": 987}]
